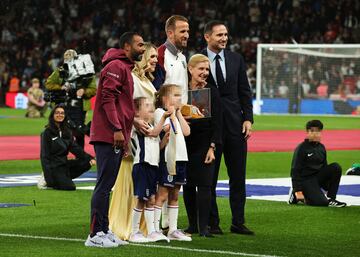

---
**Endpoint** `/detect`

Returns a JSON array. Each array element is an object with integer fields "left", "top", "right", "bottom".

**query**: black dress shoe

[
  {"left": 199, "top": 231, "right": 214, "bottom": 238},
  {"left": 184, "top": 227, "right": 198, "bottom": 234},
  {"left": 208, "top": 226, "right": 223, "bottom": 235},
  {"left": 230, "top": 224, "right": 254, "bottom": 235}
]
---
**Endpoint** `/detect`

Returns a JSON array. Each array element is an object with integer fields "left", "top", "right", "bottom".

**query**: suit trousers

[
  {"left": 209, "top": 132, "right": 247, "bottom": 227},
  {"left": 183, "top": 185, "right": 212, "bottom": 234}
]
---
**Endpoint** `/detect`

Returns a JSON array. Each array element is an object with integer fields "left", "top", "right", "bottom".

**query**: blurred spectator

[
  {"left": 301, "top": 77, "right": 311, "bottom": 97},
  {"left": 316, "top": 80, "right": 329, "bottom": 98},
  {"left": 8, "top": 74, "right": 20, "bottom": 92},
  {"left": 328, "top": 65, "right": 342, "bottom": 94},
  {"left": 278, "top": 80, "right": 289, "bottom": 98},
  {"left": 25, "top": 78, "right": 47, "bottom": 118},
  {"left": 0, "top": 0, "right": 359, "bottom": 101}
]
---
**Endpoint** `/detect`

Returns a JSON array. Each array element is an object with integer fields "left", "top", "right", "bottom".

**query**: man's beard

[
  {"left": 174, "top": 39, "right": 187, "bottom": 51},
  {"left": 131, "top": 51, "right": 143, "bottom": 62}
]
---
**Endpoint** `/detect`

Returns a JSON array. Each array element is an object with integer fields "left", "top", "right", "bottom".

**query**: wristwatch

[{"left": 210, "top": 143, "right": 216, "bottom": 151}]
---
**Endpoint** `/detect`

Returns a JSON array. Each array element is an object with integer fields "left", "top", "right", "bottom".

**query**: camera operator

[{"left": 45, "top": 49, "right": 96, "bottom": 148}]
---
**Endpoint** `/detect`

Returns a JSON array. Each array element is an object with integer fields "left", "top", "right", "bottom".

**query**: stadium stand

[{"left": 0, "top": 0, "right": 359, "bottom": 106}]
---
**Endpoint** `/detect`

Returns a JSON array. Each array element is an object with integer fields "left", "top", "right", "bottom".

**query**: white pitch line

[{"left": 0, "top": 233, "right": 284, "bottom": 257}]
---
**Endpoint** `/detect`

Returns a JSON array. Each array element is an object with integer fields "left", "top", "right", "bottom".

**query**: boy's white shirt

[
  {"left": 131, "top": 124, "right": 161, "bottom": 167},
  {"left": 154, "top": 108, "right": 188, "bottom": 162}
]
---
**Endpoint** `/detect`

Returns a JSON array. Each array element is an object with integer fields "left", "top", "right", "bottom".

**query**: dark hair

[
  {"left": 306, "top": 120, "right": 324, "bottom": 130},
  {"left": 155, "top": 84, "right": 181, "bottom": 108},
  {"left": 119, "top": 32, "right": 140, "bottom": 49},
  {"left": 134, "top": 97, "right": 148, "bottom": 111},
  {"left": 165, "top": 15, "right": 188, "bottom": 32},
  {"left": 46, "top": 104, "right": 72, "bottom": 138},
  {"left": 204, "top": 20, "right": 227, "bottom": 35}
]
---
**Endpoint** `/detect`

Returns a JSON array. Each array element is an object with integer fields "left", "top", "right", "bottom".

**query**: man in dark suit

[{"left": 202, "top": 20, "right": 254, "bottom": 235}]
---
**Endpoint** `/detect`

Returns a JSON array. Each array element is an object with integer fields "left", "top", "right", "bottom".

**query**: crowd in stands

[
  {"left": 261, "top": 52, "right": 360, "bottom": 99},
  {"left": 1, "top": 0, "right": 360, "bottom": 106}
]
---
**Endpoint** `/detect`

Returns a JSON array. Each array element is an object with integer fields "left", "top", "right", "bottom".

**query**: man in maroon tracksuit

[{"left": 85, "top": 32, "right": 145, "bottom": 248}]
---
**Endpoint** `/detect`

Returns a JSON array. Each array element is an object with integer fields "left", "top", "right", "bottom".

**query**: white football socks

[{"left": 144, "top": 207, "right": 155, "bottom": 235}]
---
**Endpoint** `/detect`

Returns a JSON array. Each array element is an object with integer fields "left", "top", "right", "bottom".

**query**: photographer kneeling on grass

[
  {"left": 39, "top": 104, "right": 96, "bottom": 190},
  {"left": 288, "top": 119, "right": 346, "bottom": 207}
]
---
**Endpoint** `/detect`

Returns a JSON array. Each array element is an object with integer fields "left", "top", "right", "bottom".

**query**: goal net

[{"left": 255, "top": 44, "right": 360, "bottom": 115}]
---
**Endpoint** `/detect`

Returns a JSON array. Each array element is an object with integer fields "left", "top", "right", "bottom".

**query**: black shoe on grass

[
  {"left": 288, "top": 188, "right": 298, "bottom": 204},
  {"left": 328, "top": 199, "right": 347, "bottom": 208}
]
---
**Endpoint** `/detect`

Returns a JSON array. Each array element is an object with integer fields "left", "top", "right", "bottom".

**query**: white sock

[
  {"left": 154, "top": 205, "right": 162, "bottom": 232},
  {"left": 161, "top": 201, "right": 169, "bottom": 228},
  {"left": 131, "top": 208, "right": 142, "bottom": 234},
  {"left": 168, "top": 205, "right": 179, "bottom": 233},
  {"left": 144, "top": 207, "right": 155, "bottom": 235}
]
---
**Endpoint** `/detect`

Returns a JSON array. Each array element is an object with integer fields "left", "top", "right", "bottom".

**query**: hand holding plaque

[{"left": 181, "top": 88, "right": 211, "bottom": 119}]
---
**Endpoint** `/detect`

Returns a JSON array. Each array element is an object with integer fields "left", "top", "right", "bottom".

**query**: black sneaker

[
  {"left": 288, "top": 188, "right": 298, "bottom": 204},
  {"left": 328, "top": 199, "right": 347, "bottom": 208},
  {"left": 346, "top": 167, "right": 360, "bottom": 176}
]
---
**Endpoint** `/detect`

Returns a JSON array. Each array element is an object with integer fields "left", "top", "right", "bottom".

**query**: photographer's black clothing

[
  {"left": 67, "top": 106, "right": 86, "bottom": 148},
  {"left": 45, "top": 67, "right": 96, "bottom": 149},
  {"left": 40, "top": 127, "right": 92, "bottom": 190},
  {"left": 291, "top": 139, "right": 342, "bottom": 206}
]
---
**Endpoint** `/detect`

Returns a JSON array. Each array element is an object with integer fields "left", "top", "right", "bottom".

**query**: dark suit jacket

[{"left": 202, "top": 48, "right": 253, "bottom": 137}]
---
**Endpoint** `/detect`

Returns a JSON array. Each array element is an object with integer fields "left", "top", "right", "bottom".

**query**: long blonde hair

[{"left": 132, "top": 42, "right": 157, "bottom": 81}]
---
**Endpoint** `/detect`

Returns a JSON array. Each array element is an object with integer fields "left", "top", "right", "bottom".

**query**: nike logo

[
  {"left": 307, "top": 153, "right": 313, "bottom": 157},
  {"left": 90, "top": 239, "right": 104, "bottom": 246},
  {"left": 51, "top": 137, "right": 58, "bottom": 141}
]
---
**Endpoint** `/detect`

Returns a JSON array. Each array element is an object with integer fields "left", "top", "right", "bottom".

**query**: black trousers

[
  {"left": 209, "top": 133, "right": 247, "bottom": 227},
  {"left": 302, "top": 162, "right": 342, "bottom": 206},
  {"left": 46, "top": 157, "right": 91, "bottom": 191},
  {"left": 90, "top": 143, "right": 122, "bottom": 235},
  {"left": 183, "top": 185, "right": 212, "bottom": 234},
  {"left": 67, "top": 105, "right": 86, "bottom": 149}
]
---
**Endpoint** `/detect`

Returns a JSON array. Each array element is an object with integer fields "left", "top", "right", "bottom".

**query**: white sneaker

[
  {"left": 129, "top": 232, "right": 149, "bottom": 243},
  {"left": 147, "top": 231, "right": 170, "bottom": 242},
  {"left": 106, "top": 230, "right": 129, "bottom": 245},
  {"left": 167, "top": 229, "right": 192, "bottom": 241},
  {"left": 84, "top": 231, "right": 118, "bottom": 248},
  {"left": 37, "top": 173, "right": 47, "bottom": 189}
]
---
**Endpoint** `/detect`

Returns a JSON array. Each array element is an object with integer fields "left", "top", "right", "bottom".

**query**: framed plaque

[{"left": 181, "top": 88, "right": 211, "bottom": 119}]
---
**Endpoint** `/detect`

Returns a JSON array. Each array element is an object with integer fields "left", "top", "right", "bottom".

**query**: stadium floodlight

[{"left": 255, "top": 44, "right": 360, "bottom": 115}]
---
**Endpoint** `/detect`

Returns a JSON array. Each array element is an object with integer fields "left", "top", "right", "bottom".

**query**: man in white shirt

[
  {"left": 157, "top": 15, "right": 189, "bottom": 104},
  {"left": 155, "top": 15, "right": 190, "bottom": 232}
]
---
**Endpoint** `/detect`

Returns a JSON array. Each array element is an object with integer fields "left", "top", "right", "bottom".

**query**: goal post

[{"left": 255, "top": 44, "right": 360, "bottom": 115}]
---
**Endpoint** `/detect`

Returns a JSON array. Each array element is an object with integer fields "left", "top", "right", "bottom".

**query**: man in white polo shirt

[{"left": 157, "top": 15, "right": 189, "bottom": 104}]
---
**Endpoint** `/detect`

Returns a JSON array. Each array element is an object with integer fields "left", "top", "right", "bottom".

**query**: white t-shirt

[{"left": 154, "top": 108, "right": 188, "bottom": 162}]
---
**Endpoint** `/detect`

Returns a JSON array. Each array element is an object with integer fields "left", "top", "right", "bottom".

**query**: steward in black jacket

[
  {"left": 40, "top": 104, "right": 95, "bottom": 190},
  {"left": 289, "top": 120, "right": 346, "bottom": 207},
  {"left": 291, "top": 139, "right": 328, "bottom": 191}
]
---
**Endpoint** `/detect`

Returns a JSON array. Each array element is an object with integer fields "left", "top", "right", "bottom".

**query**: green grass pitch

[{"left": 0, "top": 108, "right": 359, "bottom": 257}]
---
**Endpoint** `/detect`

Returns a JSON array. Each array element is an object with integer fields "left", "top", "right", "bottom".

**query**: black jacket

[
  {"left": 186, "top": 83, "right": 222, "bottom": 152},
  {"left": 290, "top": 139, "right": 327, "bottom": 191},
  {"left": 40, "top": 127, "right": 91, "bottom": 177},
  {"left": 201, "top": 48, "right": 253, "bottom": 137}
]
